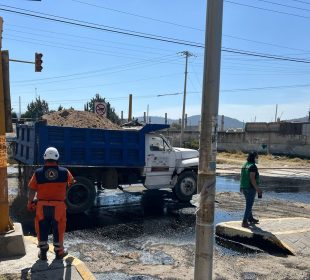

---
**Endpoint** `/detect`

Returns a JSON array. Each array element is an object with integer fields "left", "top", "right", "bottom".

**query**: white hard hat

[{"left": 43, "top": 147, "right": 59, "bottom": 161}]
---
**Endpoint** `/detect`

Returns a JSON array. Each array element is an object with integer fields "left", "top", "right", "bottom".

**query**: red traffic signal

[{"left": 35, "top": 52, "right": 43, "bottom": 72}]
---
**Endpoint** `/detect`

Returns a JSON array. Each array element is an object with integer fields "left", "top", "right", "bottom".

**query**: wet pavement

[{"left": 6, "top": 166, "right": 310, "bottom": 279}]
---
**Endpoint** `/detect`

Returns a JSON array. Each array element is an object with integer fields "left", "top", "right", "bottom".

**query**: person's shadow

[{"left": 21, "top": 256, "right": 74, "bottom": 279}]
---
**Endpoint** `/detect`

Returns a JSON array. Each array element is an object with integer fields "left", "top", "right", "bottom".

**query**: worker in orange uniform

[{"left": 27, "top": 147, "right": 74, "bottom": 261}]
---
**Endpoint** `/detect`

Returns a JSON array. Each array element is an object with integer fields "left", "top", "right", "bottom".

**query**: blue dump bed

[{"left": 15, "top": 122, "right": 168, "bottom": 167}]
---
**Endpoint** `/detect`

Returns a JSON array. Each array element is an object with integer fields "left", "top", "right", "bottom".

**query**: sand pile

[{"left": 42, "top": 109, "right": 120, "bottom": 129}]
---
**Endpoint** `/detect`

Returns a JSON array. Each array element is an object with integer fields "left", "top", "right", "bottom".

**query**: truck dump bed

[{"left": 15, "top": 122, "right": 168, "bottom": 167}]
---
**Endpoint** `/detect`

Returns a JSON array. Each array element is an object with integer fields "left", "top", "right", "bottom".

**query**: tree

[
  {"left": 57, "top": 105, "right": 64, "bottom": 111},
  {"left": 22, "top": 96, "right": 49, "bottom": 120},
  {"left": 84, "top": 93, "right": 120, "bottom": 124}
]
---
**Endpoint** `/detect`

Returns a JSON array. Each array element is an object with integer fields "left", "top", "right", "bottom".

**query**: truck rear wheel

[
  {"left": 173, "top": 171, "right": 197, "bottom": 202},
  {"left": 66, "top": 176, "right": 96, "bottom": 214}
]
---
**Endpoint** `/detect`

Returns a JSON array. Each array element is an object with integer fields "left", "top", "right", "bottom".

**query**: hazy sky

[{"left": 1, "top": 0, "right": 310, "bottom": 122}]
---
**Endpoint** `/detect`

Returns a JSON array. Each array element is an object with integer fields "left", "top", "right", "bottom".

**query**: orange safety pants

[{"left": 35, "top": 201, "right": 67, "bottom": 253}]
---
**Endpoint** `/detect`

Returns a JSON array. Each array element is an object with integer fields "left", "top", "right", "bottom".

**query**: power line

[
  {"left": 12, "top": 73, "right": 184, "bottom": 95},
  {"left": 222, "top": 47, "right": 310, "bottom": 63},
  {"left": 224, "top": 34, "right": 310, "bottom": 53},
  {"left": 225, "top": 0, "right": 310, "bottom": 19},
  {"left": 221, "top": 83, "right": 310, "bottom": 92},
  {"left": 8, "top": 22, "right": 310, "bottom": 55},
  {"left": 6, "top": 24, "right": 177, "bottom": 53},
  {"left": 10, "top": 91, "right": 201, "bottom": 106},
  {"left": 290, "top": 0, "right": 310, "bottom": 5},
  {"left": 11, "top": 55, "right": 177, "bottom": 83},
  {"left": 6, "top": 29, "right": 172, "bottom": 56},
  {"left": 12, "top": 60, "right": 183, "bottom": 87},
  {"left": 3, "top": 4, "right": 310, "bottom": 64},
  {"left": 0, "top": 4, "right": 202, "bottom": 47},
  {"left": 70, "top": 0, "right": 203, "bottom": 32},
  {"left": 254, "top": 0, "right": 310, "bottom": 12}
]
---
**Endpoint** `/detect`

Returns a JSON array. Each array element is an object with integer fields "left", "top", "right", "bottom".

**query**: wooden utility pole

[
  {"left": 128, "top": 94, "right": 132, "bottom": 121},
  {"left": 0, "top": 17, "right": 13, "bottom": 234},
  {"left": 194, "top": 1, "right": 224, "bottom": 279},
  {"left": 180, "top": 51, "right": 193, "bottom": 147}
]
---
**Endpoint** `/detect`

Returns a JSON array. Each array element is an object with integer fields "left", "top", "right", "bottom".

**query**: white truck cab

[{"left": 144, "top": 133, "right": 199, "bottom": 201}]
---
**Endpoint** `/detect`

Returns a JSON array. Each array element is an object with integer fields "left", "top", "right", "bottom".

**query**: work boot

[
  {"left": 249, "top": 217, "right": 259, "bottom": 224},
  {"left": 38, "top": 249, "right": 48, "bottom": 261},
  {"left": 241, "top": 220, "right": 250, "bottom": 228},
  {"left": 55, "top": 250, "right": 68, "bottom": 260}
]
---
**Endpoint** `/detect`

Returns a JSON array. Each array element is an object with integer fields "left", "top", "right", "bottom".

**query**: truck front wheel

[
  {"left": 66, "top": 176, "right": 96, "bottom": 214},
  {"left": 173, "top": 171, "right": 197, "bottom": 202}
]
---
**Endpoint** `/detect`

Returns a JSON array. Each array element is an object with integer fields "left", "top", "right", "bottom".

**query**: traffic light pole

[{"left": 194, "top": 1, "right": 224, "bottom": 279}]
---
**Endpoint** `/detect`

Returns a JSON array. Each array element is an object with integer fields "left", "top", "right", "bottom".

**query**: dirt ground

[{"left": 217, "top": 152, "right": 310, "bottom": 168}]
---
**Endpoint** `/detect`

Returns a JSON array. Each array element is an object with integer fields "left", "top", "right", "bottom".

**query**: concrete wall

[
  {"left": 162, "top": 129, "right": 199, "bottom": 147},
  {"left": 218, "top": 131, "right": 310, "bottom": 158},
  {"left": 163, "top": 128, "right": 310, "bottom": 158}
]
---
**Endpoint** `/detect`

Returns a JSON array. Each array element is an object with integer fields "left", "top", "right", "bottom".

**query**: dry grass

[{"left": 217, "top": 152, "right": 310, "bottom": 168}]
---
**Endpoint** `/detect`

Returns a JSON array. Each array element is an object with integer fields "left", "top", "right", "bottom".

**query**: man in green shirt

[{"left": 240, "top": 151, "right": 263, "bottom": 228}]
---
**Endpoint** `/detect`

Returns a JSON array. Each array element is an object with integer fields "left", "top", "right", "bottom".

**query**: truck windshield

[{"left": 150, "top": 136, "right": 170, "bottom": 151}]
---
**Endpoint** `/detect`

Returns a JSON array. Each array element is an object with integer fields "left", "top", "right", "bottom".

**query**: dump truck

[{"left": 15, "top": 122, "right": 199, "bottom": 213}]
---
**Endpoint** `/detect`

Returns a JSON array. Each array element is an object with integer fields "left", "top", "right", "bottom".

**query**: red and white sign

[{"left": 94, "top": 102, "right": 107, "bottom": 117}]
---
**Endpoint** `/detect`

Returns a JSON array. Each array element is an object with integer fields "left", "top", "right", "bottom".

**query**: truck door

[{"left": 144, "top": 135, "right": 176, "bottom": 189}]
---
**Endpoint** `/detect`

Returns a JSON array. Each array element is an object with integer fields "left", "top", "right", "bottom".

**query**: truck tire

[
  {"left": 66, "top": 176, "right": 96, "bottom": 214},
  {"left": 173, "top": 171, "right": 197, "bottom": 202}
]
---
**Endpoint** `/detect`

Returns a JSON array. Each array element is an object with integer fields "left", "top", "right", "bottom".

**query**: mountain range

[{"left": 137, "top": 115, "right": 244, "bottom": 130}]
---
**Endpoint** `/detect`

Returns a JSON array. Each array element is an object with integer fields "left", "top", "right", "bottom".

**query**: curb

[
  {"left": 25, "top": 236, "right": 95, "bottom": 280},
  {"left": 216, "top": 221, "right": 295, "bottom": 255}
]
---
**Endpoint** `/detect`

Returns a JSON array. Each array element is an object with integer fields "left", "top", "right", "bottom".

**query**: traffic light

[{"left": 35, "top": 52, "right": 43, "bottom": 72}]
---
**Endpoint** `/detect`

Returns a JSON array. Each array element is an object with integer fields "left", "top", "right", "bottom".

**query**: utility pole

[
  {"left": 18, "top": 96, "right": 21, "bottom": 121},
  {"left": 2, "top": 50, "right": 12, "bottom": 133},
  {"left": 194, "top": 1, "right": 224, "bottom": 280},
  {"left": 128, "top": 94, "right": 132, "bottom": 121},
  {"left": 274, "top": 104, "right": 278, "bottom": 122},
  {"left": 185, "top": 113, "right": 188, "bottom": 128},
  {"left": 221, "top": 115, "right": 224, "bottom": 132},
  {"left": 0, "top": 16, "right": 14, "bottom": 234},
  {"left": 147, "top": 104, "right": 149, "bottom": 124},
  {"left": 180, "top": 51, "right": 193, "bottom": 147}
]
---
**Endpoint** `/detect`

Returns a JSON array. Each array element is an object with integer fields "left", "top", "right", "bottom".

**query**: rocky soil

[{"left": 42, "top": 109, "right": 121, "bottom": 129}]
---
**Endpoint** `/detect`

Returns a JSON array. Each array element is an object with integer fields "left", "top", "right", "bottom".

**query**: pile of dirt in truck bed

[{"left": 42, "top": 109, "right": 121, "bottom": 129}]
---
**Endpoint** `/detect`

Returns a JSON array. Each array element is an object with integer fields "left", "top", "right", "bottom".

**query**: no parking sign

[{"left": 94, "top": 102, "right": 107, "bottom": 117}]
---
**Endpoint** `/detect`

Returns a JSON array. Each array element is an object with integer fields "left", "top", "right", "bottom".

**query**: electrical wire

[
  {"left": 11, "top": 55, "right": 177, "bottom": 84},
  {"left": 8, "top": 22, "right": 310, "bottom": 55},
  {"left": 0, "top": 4, "right": 202, "bottom": 47},
  {"left": 225, "top": 0, "right": 310, "bottom": 19},
  {"left": 254, "top": 0, "right": 310, "bottom": 12},
  {"left": 290, "top": 0, "right": 310, "bottom": 5},
  {"left": 11, "top": 73, "right": 184, "bottom": 95},
  {"left": 2, "top": 5, "right": 310, "bottom": 64},
  {"left": 70, "top": 0, "right": 204, "bottom": 32},
  {"left": 221, "top": 83, "right": 310, "bottom": 92}
]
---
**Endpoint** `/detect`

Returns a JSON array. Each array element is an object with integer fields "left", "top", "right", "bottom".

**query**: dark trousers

[{"left": 242, "top": 188, "right": 256, "bottom": 222}]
